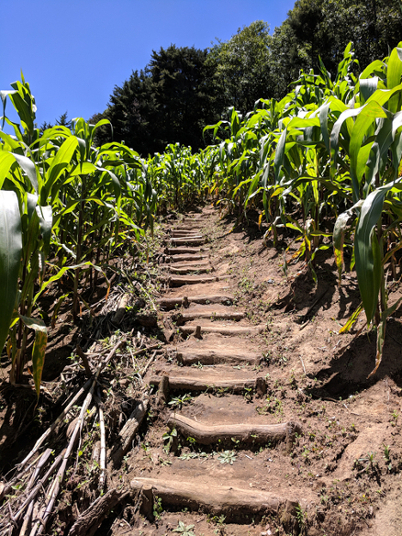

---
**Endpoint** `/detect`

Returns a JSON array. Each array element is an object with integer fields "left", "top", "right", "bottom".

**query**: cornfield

[
  {"left": 0, "top": 78, "right": 208, "bottom": 396},
  {"left": 2, "top": 41, "right": 402, "bottom": 396},
  {"left": 203, "top": 42, "right": 402, "bottom": 376}
]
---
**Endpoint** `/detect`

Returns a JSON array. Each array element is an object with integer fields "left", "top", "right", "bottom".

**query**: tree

[
  {"left": 148, "top": 45, "right": 218, "bottom": 151},
  {"left": 207, "top": 21, "right": 273, "bottom": 115},
  {"left": 94, "top": 69, "right": 157, "bottom": 154},
  {"left": 93, "top": 46, "right": 219, "bottom": 155},
  {"left": 56, "top": 111, "right": 71, "bottom": 128},
  {"left": 270, "top": 0, "right": 402, "bottom": 97}
]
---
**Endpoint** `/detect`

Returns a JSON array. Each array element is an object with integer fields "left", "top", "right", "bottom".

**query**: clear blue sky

[{"left": 1, "top": 0, "right": 295, "bottom": 128}]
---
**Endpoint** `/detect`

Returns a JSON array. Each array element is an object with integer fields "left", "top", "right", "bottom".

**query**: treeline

[{"left": 90, "top": 0, "right": 402, "bottom": 155}]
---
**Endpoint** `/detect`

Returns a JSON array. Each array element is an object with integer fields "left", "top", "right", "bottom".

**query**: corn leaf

[
  {"left": 386, "top": 46, "right": 402, "bottom": 113},
  {"left": 354, "top": 187, "right": 390, "bottom": 325},
  {"left": 0, "top": 191, "right": 22, "bottom": 353},
  {"left": 333, "top": 211, "right": 350, "bottom": 283},
  {"left": 19, "top": 315, "right": 47, "bottom": 399}
]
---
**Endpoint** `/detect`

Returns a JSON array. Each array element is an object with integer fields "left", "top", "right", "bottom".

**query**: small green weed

[
  {"left": 173, "top": 521, "right": 196, "bottom": 535},
  {"left": 218, "top": 450, "right": 237, "bottom": 464}
]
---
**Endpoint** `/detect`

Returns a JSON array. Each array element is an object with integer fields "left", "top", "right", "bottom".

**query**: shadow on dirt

[
  {"left": 217, "top": 210, "right": 266, "bottom": 244},
  {"left": 307, "top": 317, "right": 402, "bottom": 399},
  {"left": 269, "top": 254, "right": 364, "bottom": 331}
]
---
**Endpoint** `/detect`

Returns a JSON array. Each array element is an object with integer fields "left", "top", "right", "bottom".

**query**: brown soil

[{"left": 1, "top": 206, "right": 402, "bottom": 536}]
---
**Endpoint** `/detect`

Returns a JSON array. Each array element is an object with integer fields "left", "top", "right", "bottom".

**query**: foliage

[
  {"left": 217, "top": 450, "right": 237, "bottom": 464},
  {"left": 93, "top": 45, "right": 219, "bottom": 155},
  {"left": 207, "top": 21, "right": 273, "bottom": 116},
  {"left": 0, "top": 74, "right": 208, "bottom": 397},
  {"left": 270, "top": 0, "right": 402, "bottom": 98},
  {"left": 173, "top": 521, "right": 196, "bottom": 536},
  {"left": 203, "top": 41, "right": 402, "bottom": 375},
  {"left": 92, "top": 4, "right": 402, "bottom": 154},
  {"left": 3, "top": 12, "right": 402, "bottom": 398}
]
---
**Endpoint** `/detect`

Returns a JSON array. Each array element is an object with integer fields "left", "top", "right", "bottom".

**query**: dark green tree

[
  {"left": 207, "top": 21, "right": 273, "bottom": 115},
  {"left": 56, "top": 111, "right": 71, "bottom": 128},
  {"left": 93, "top": 46, "right": 218, "bottom": 155},
  {"left": 148, "top": 45, "right": 218, "bottom": 151},
  {"left": 270, "top": 0, "right": 402, "bottom": 97}
]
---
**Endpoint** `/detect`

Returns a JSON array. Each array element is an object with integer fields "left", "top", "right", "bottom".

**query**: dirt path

[
  {"left": 125, "top": 207, "right": 306, "bottom": 535},
  {"left": 112, "top": 207, "right": 402, "bottom": 536}
]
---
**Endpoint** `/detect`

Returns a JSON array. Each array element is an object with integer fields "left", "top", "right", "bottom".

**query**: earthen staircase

[{"left": 132, "top": 207, "right": 307, "bottom": 531}]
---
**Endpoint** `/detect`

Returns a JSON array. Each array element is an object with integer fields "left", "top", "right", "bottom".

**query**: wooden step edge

[
  {"left": 165, "top": 247, "right": 203, "bottom": 255},
  {"left": 168, "top": 266, "right": 213, "bottom": 275},
  {"left": 179, "top": 325, "right": 265, "bottom": 336},
  {"left": 169, "top": 275, "right": 219, "bottom": 286},
  {"left": 131, "top": 477, "right": 300, "bottom": 523},
  {"left": 156, "top": 294, "right": 234, "bottom": 310},
  {"left": 176, "top": 350, "right": 262, "bottom": 366},
  {"left": 166, "top": 255, "right": 208, "bottom": 264},
  {"left": 170, "top": 233, "right": 204, "bottom": 238},
  {"left": 167, "top": 414, "right": 302, "bottom": 446},
  {"left": 175, "top": 312, "right": 245, "bottom": 324},
  {"left": 170, "top": 238, "right": 206, "bottom": 246},
  {"left": 150, "top": 374, "right": 266, "bottom": 395}
]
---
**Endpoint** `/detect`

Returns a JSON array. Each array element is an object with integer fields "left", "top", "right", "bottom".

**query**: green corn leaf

[
  {"left": 330, "top": 107, "right": 361, "bottom": 180},
  {"left": 368, "top": 295, "right": 402, "bottom": 378},
  {"left": 0, "top": 191, "right": 22, "bottom": 354},
  {"left": 354, "top": 186, "right": 391, "bottom": 325},
  {"left": 33, "top": 261, "right": 109, "bottom": 306},
  {"left": 36, "top": 205, "right": 53, "bottom": 259},
  {"left": 350, "top": 101, "right": 388, "bottom": 195},
  {"left": 318, "top": 103, "right": 330, "bottom": 153},
  {"left": 9, "top": 80, "right": 36, "bottom": 136},
  {"left": 274, "top": 128, "right": 287, "bottom": 184},
  {"left": 333, "top": 211, "right": 350, "bottom": 284},
  {"left": 41, "top": 136, "right": 78, "bottom": 204},
  {"left": 230, "top": 108, "right": 241, "bottom": 138},
  {"left": 19, "top": 315, "right": 47, "bottom": 399},
  {"left": 387, "top": 46, "right": 402, "bottom": 113},
  {"left": 0, "top": 152, "right": 17, "bottom": 189},
  {"left": 12, "top": 153, "right": 39, "bottom": 192},
  {"left": 0, "top": 90, "right": 17, "bottom": 129},
  {"left": 359, "top": 78, "right": 379, "bottom": 104},
  {"left": 356, "top": 142, "right": 374, "bottom": 187},
  {"left": 359, "top": 60, "right": 385, "bottom": 81},
  {"left": 366, "top": 84, "right": 402, "bottom": 107},
  {"left": 68, "top": 162, "right": 97, "bottom": 177}
]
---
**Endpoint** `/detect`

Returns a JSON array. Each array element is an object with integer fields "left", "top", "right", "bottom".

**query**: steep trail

[{"left": 133, "top": 207, "right": 312, "bottom": 534}]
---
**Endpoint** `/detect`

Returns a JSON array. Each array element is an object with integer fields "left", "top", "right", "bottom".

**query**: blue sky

[{"left": 1, "top": 0, "right": 295, "bottom": 128}]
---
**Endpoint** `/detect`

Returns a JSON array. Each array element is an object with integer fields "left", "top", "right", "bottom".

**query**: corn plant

[
  {"left": 0, "top": 77, "right": 157, "bottom": 394},
  {"left": 203, "top": 42, "right": 402, "bottom": 375}
]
